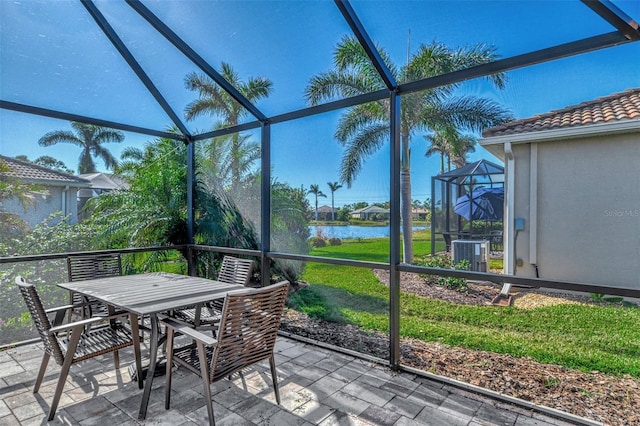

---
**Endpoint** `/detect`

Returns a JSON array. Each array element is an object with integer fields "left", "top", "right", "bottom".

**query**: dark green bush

[
  {"left": 416, "top": 254, "right": 470, "bottom": 292},
  {"left": 309, "top": 236, "right": 326, "bottom": 248}
]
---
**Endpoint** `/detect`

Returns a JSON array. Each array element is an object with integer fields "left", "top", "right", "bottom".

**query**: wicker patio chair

[
  {"left": 173, "top": 256, "right": 254, "bottom": 331},
  {"left": 15, "top": 276, "right": 143, "bottom": 421},
  {"left": 162, "top": 280, "right": 289, "bottom": 426},
  {"left": 67, "top": 253, "right": 122, "bottom": 320}
]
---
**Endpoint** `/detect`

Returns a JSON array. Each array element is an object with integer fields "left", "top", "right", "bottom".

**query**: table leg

[{"left": 138, "top": 313, "right": 159, "bottom": 420}]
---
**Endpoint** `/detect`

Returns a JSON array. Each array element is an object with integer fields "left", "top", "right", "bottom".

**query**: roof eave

[
  {"left": 480, "top": 118, "right": 640, "bottom": 151},
  {"left": 17, "top": 178, "right": 92, "bottom": 188}
]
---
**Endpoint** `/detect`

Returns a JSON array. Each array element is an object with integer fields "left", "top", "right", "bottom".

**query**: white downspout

[
  {"left": 500, "top": 143, "right": 515, "bottom": 296},
  {"left": 61, "top": 185, "right": 69, "bottom": 220},
  {"left": 529, "top": 144, "right": 538, "bottom": 266}
]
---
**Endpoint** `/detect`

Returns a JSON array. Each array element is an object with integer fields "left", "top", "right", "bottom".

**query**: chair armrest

[
  {"left": 46, "top": 302, "right": 95, "bottom": 326},
  {"left": 45, "top": 302, "right": 87, "bottom": 315},
  {"left": 162, "top": 318, "right": 218, "bottom": 346},
  {"left": 48, "top": 312, "right": 132, "bottom": 334}
]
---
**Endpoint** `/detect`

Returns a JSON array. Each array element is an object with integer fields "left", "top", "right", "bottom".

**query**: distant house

[
  {"left": 480, "top": 88, "right": 640, "bottom": 291},
  {"left": 411, "top": 207, "right": 429, "bottom": 220},
  {"left": 0, "top": 155, "right": 91, "bottom": 228},
  {"left": 350, "top": 205, "right": 390, "bottom": 221},
  {"left": 316, "top": 205, "right": 337, "bottom": 221},
  {"left": 77, "top": 173, "right": 129, "bottom": 219},
  {"left": 78, "top": 173, "right": 128, "bottom": 196}
]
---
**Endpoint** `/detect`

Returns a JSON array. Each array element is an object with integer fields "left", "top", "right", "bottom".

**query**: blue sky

[{"left": 1, "top": 0, "right": 639, "bottom": 207}]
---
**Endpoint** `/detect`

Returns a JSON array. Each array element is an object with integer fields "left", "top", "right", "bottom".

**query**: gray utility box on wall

[{"left": 452, "top": 240, "right": 490, "bottom": 272}]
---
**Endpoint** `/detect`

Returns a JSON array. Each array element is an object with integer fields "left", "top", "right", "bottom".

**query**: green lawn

[
  {"left": 310, "top": 229, "right": 442, "bottom": 262},
  {"left": 290, "top": 235, "right": 640, "bottom": 377}
]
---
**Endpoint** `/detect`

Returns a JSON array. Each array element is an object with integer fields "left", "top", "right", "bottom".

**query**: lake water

[{"left": 310, "top": 225, "right": 427, "bottom": 240}]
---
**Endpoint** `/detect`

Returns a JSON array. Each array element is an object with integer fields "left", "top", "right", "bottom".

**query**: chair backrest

[
  {"left": 210, "top": 281, "right": 289, "bottom": 382},
  {"left": 68, "top": 253, "right": 122, "bottom": 282},
  {"left": 15, "top": 277, "right": 65, "bottom": 365},
  {"left": 217, "top": 256, "right": 253, "bottom": 286}
]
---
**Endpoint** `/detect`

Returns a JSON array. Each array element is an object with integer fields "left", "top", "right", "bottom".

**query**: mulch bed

[{"left": 280, "top": 270, "right": 640, "bottom": 425}]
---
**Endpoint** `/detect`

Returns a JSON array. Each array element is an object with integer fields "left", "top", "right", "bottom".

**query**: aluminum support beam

[
  {"left": 334, "top": 0, "right": 397, "bottom": 90},
  {"left": 269, "top": 90, "right": 389, "bottom": 125},
  {"left": 582, "top": 0, "right": 640, "bottom": 40},
  {"left": 125, "top": 0, "right": 267, "bottom": 122},
  {"left": 389, "top": 92, "right": 401, "bottom": 368},
  {"left": 0, "top": 100, "right": 182, "bottom": 141},
  {"left": 193, "top": 121, "right": 263, "bottom": 142},
  {"left": 399, "top": 31, "right": 631, "bottom": 96},
  {"left": 260, "top": 122, "right": 272, "bottom": 287},
  {"left": 191, "top": 89, "right": 389, "bottom": 143},
  {"left": 186, "top": 140, "right": 196, "bottom": 275},
  {"left": 430, "top": 177, "right": 436, "bottom": 256},
  {"left": 184, "top": 31, "right": 637, "bottom": 143},
  {"left": 82, "top": 0, "right": 192, "bottom": 139}
]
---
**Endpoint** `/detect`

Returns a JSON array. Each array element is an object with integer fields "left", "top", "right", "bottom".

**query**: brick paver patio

[{"left": 1, "top": 336, "right": 587, "bottom": 425}]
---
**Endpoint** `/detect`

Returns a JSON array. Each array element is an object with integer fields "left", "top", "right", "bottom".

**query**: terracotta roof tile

[
  {"left": 0, "top": 155, "right": 90, "bottom": 186},
  {"left": 483, "top": 88, "right": 640, "bottom": 137}
]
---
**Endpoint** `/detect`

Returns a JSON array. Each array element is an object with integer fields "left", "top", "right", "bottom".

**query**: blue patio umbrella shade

[{"left": 454, "top": 187, "right": 504, "bottom": 221}]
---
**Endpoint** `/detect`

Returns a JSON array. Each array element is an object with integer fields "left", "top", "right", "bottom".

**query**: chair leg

[
  {"left": 194, "top": 304, "right": 202, "bottom": 328},
  {"left": 165, "top": 327, "right": 175, "bottom": 410},
  {"left": 48, "top": 328, "right": 82, "bottom": 421},
  {"left": 113, "top": 350, "right": 120, "bottom": 369},
  {"left": 67, "top": 292, "right": 75, "bottom": 324},
  {"left": 269, "top": 355, "right": 280, "bottom": 405},
  {"left": 196, "top": 341, "right": 215, "bottom": 426},
  {"left": 129, "top": 313, "right": 144, "bottom": 390},
  {"left": 33, "top": 352, "right": 50, "bottom": 393}
]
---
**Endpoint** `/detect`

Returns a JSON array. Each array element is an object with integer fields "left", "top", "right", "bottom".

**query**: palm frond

[
  {"left": 184, "top": 72, "right": 234, "bottom": 122},
  {"left": 335, "top": 102, "right": 387, "bottom": 143},
  {"left": 220, "top": 62, "right": 240, "bottom": 85},
  {"left": 339, "top": 123, "right": 388, "bottom": 187},
  {"left": 403, "top": 42, "right": 456, "bottom": 83},
  {"left": 334, "top": 35, "right": 397, "bottom": 79},
  {"left": 438, "top": 97, "right": 514, "bottom": 132},
  {"left": 451, "top": 43, "right": 507, "bottom": 88},
  {"left": 37, "top": 130, "right": 82, "bottom": 147},
  {"left": 305, "top": 70, "right": 384, "bottom": 105},
  {"left": 91, "top": 144, "right": 118, "bottom": 170},
  {"left": 184, "top": 71, "right": 219, "bottom": 97},
  {"left": 244, "top": 77, "right": 273, "bottom": 102}
]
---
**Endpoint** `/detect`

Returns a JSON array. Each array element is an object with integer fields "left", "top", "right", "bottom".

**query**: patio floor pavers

[{"left": 0, "top": 336, "right": 584, "bottom": 425}]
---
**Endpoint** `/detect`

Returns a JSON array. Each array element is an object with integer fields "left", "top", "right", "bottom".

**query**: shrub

[
  {"left": 416, "top": 254, "right": 470, "bottom": 292},
  {"left": 329, "top": 238, "right": 342, "bottom": 246},
  {"left": 309, "top": 236, "right": 326, "bottom": 248}
]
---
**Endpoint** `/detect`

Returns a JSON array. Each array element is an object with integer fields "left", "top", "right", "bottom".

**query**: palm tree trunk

[
  {"left": 331, "top": 194, "right": 335, "bottom": 221},
  {"left": 401, "top": 132, "right": 413, "bottom": 263},
  {"left": 401, "top": 169, "right": 413, "bottom": 263},
  {"left": 232, "top": 133, "right": 240, "bottom": 192}
]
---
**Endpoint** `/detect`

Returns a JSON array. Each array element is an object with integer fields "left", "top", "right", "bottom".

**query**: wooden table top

[{"left": 58, "top": 272, "right": 244, "bottom": 316}]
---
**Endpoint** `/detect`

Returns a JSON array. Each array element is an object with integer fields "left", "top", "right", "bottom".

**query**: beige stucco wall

[
  {"left": 511, "top": 132, "right": 640, "bottom": 290},
  {"left": 3, "top": 185, "right": 80, "bottom": 228}
]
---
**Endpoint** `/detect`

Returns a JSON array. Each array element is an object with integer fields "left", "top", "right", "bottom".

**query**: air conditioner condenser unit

[{"left": 452, "top": 240, "right": 490, "bottom": 272}]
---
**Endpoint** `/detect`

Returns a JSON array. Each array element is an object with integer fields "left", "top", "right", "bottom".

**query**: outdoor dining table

[{"left": 57, "top": 271, "right": 245, "bottom": 420}]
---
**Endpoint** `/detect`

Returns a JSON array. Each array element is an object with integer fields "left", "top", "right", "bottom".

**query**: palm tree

[
  {"left": 38, "top": 122, "right": 124, "bottom": 174},
  {"left": 184, "top": 63, "right": 272, "bottom": 192},
  {"left": 201, "top": 133, "right": 260, "bottom": 192},
  {"left": 449, "top": 133, "right": 477, "bottom": 169},
  {"left": 425, "top": 129, "right": 451, "bottom": 173},
  {"left": 426, "top": 126, "right": 477, "bottom": 172},
  {"left": 306, "top": 36, "right": 512, "bottom": 262},
  {"left": 327, "top": 181, "right": 343, "bottom": 221},
  {"left": 307, "top": 184, "right": 326, "bottom": 221}
]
